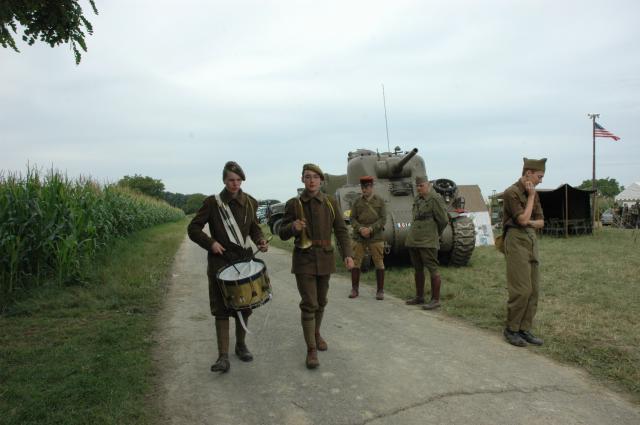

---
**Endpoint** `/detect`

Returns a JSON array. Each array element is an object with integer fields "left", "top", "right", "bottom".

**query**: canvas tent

[
  {"left": 615, "top": 182, "right": 640, "bottom": 207},
  {"left": 496, "top": 184, "right": 594, "bottom": 236},
  {"left": 536, "top": 184, "right": 594, "bottom": 236}
]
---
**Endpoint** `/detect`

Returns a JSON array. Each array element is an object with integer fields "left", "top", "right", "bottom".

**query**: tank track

[{"left": 446, "top": 216, "right": 476, "bottom": 266}]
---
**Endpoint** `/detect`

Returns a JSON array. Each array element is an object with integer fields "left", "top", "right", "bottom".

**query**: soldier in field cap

[
  {"left": 188, "top": 161, "right": 269, "bottom": 373},
  {"left": 501, "top": 157, "right": 546, "bottom": 347},
  {"left": 279, "top": 163, "right": 354, "bottom": 369},
  {"left": 405, "top": 176, "right": 449, "bottom": 309},
  {"left": 348, "top": 175, "right": 387, "bottom": 300}
]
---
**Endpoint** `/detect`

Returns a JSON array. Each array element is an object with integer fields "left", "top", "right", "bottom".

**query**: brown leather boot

[
  {"left": 406, "top": 270, "right": 425, "bottom": 305},
  {"left": 302, "top": 316, "right": 319, "bottom": 369},
  {"left": 375, "top": 269, "right": 385, "bottom": 300},
  {"left": 315, "top": 311, "right": 327, "bottom": 351},
  {"left": 423, "top": 274, "right": 441, "bottom": 310},
  {"left": 306, "top": 348, "right": 319, "bottom": 369},
  {"left": 211, "top": 318, "right": 230, "bottom": 372},
  {"left": 349, "top": 268, "right": 360, "bottom": 298}
]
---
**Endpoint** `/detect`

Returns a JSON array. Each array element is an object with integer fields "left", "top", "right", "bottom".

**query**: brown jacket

[
  {"left": 350, "top": 194, "right": 387, "bottom": 242},
  {"left": 279, "top": 190, "right": 353, "bottom": 275},
  {"left": 502, "top": 179, "right": 544, "bottom": 232},
  {"left": 187, "top": 189, "right": 263, "bottom": 275}
]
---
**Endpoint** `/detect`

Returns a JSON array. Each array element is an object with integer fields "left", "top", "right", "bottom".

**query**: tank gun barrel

[{"left": 392, "top": 148, "right": 418, "bottom": 174}]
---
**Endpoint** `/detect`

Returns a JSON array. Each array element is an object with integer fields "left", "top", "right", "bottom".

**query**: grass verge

[
  {"left": 265, "top": 224, "right": 640, "bottom": 402},
  {"left": 0, "top": 217, "right": 189, "bottom": 425}
]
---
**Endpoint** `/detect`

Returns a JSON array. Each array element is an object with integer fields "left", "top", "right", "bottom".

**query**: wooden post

[{"left": 564, "top": 184, "right": 569, "bottom": 237}]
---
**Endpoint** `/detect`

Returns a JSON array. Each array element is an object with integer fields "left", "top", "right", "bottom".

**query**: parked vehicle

[{"left": 601, "top": 208, "right": 614, "bottom": 226}]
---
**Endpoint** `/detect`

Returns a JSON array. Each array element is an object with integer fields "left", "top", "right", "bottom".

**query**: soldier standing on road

[
  {"left": 501, "top": 157, "right": 546, "bottom": 347},
  {"left": 405, "top": 177, "right": 449, "bottom": 310},
  {"left": 349, "top": 176, "right": 387, "bottom": 300},
  {"left": 187, "top": 161, "right": 269, "bottom": 373},
  {"left": 279, "top": 163, "right": 354, "bottom": 369}
]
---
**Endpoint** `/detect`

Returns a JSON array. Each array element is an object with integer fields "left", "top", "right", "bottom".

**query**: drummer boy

[{"left": 188, "top": 161, "right": 269, "bottom": 373}]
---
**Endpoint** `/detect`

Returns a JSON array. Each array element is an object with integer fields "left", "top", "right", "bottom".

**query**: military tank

[{"left": 335, "top": 147, "right": 476, "bottom": 266}]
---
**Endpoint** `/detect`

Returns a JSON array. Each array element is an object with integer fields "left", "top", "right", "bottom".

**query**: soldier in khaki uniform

[
  {"left": 188, "top": 161, "right": 269, "bottom": 373},
  {"left": 501, "top": 158, "right": 546, "bottom": 347},
  {"left": 279, "top": 163, "right": 354, "bottom": 369},
  {"left": 405, "top": 177, "right": 449, "bottom": 310},
  {"left": 349, "top": 176, "right": 387, "bottom": 300}
]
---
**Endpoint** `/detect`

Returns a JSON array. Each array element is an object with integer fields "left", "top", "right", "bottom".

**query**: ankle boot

[
  {"left": 212, "top": 319, "right": 230, "bottom": 372},
  {"left": 315, "top": 311, "right": 327, "bottom": 351},
  {"left": 234, "top": 314, "right": 253, "bottom": 361},
  {"left": 406, "top": 270, "right": 425, "bottom": 305},
  {"left": 306, "top": 348, "right": 319, "bottom": 369},
  {"left": 349, "top": 268, "right": 360, "bottom": 298},
  {"left": 375, "top": 269, "right": 385, "bottom": 300},
  {"left": 423, "top": 275, "right": 441, "bottom": 310}
]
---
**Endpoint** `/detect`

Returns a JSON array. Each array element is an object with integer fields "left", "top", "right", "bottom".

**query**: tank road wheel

[
  {"left": 360, "top": 253, "right": 372, "bottom": 272},
  {"left": 448, "top": 216, "right": 476, "bottom": 266}
]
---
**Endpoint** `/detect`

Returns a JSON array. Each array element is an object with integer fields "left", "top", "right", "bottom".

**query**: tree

[
  {"left": 118, "top": 175, "right": 165, "bottom": 199},
  {"left": 184, "top": 194, "right": 207, "bottom": 215},
  {"left": 578, "top": 177, "right": 624, "bottom": 198},
  {"left": 1, "top": 0, "right": 98, "bottom": 64}
]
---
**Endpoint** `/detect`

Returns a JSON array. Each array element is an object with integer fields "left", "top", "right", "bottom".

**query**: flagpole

[{"left": 588, "top": 113, "right": 599, "bottom": 227}]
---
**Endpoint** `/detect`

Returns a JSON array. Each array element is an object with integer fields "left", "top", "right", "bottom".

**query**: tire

[
  {"left": 448, "top": 216, "right": 476, "bottom": 266},
  {"left": 272, "top": 218, "right": 284, "bottom": 236},
  {"left": 360, "top": 254, "right": 372, "bottom": 272}
]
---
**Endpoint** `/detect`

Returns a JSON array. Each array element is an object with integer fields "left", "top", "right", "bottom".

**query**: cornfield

[{"left": 0, "top": 167, "right": 185, "bottom": 308}]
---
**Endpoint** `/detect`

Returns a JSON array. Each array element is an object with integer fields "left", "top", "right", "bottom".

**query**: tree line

[{"left": 117, "top": 174, "right": 207, "bottom": 215}]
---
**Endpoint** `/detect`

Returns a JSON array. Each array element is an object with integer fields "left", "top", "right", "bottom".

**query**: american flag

[{"left": 594, "top": 122, "right": 620, "bottom": 141}]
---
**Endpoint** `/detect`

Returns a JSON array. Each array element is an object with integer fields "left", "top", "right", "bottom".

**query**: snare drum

[{"left": 216, "top": 258, "right": 272, "bottom": 311}]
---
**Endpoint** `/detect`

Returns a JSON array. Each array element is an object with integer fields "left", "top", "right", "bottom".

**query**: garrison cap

[
  {"left": 223, "top": 161, "right": 245, "bottom": 181},
  {"left": 302, "top": 163, "right": 324, "bottom": 180},
  {"left": 415, "top": 176, "right": 428, "bottom": 185},
  {"left": 523, "top": 157, "right": 547, "bottom": 172},
  {"left": 360, "top": 175, "right": 374, "bottom": 185}
]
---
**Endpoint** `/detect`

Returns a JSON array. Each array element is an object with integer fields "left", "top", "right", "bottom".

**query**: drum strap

[{"left": 215, "top": 194, "right": 251, "bottom": 249}]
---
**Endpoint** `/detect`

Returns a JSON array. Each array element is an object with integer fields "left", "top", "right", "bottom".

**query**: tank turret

[{"left": 335, "top": 147, "right": 475, "bottom": 267}]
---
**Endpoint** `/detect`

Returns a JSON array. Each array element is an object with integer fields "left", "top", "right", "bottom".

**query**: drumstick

[{"left": 252, "top": 235, "right": 273, "bottom": 257}]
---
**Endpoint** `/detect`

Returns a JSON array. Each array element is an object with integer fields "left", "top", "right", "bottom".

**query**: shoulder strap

[{"left": 214, "top": 194, "right": 250, "bottom": 249}]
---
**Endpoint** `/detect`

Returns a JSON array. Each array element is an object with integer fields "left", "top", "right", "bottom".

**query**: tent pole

[{"left": 565, "top": 184, "right": 569, "bottom": 238}]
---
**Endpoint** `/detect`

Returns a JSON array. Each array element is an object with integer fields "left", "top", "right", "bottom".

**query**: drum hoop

[{"left": 216, "top": 258, "right": 267, "bottom": 286}]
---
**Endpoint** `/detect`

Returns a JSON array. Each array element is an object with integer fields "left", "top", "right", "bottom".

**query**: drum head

[{"left": 218, "top": 260, "right": 265, "bottom": 281}]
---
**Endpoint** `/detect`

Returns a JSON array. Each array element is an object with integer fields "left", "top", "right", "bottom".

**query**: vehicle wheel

[
  {"left": 272, "top": 218, "right": 283, "bottom": 235},
  {"left": 360, "top": 254, "right": 372, "bottom": 272}
]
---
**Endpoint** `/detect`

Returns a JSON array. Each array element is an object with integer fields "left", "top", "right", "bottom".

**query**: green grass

[
  {"left": 267, "top": 224, "right": 640, "bottom": 402},
  {"left": 0, "top": 217, "right": 189, "bottom": 425}
]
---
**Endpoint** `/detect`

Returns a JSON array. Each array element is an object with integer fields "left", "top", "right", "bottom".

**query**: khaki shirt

[
  {"left": 405, "top": 191, "right": 449, "bottom": 249},
  {"left": 187, "top": 189, "right": 263, "bottom": 274},
  {"left": 350, "top": 194, "right": 387, "bottom": 242},
  {"left": 502, "top": 179, "right": 544, "bottom": 233},
  {"left": 279, "top": 190, "right": 353, "bottom": 275}
]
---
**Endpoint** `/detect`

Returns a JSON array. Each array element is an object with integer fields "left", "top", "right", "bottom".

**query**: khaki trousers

[{"left": 505, "top": 228, "right": 540, "bottom": 332}]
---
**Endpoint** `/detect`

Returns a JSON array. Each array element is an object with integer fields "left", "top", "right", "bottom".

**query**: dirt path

[{"left": 154, "top": 236, "right": 640, "bottom": 425}]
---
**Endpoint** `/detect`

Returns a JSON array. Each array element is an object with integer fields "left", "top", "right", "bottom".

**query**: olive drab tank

[{"left": 335, "top": 147, "right": 476, "bottom": 266}]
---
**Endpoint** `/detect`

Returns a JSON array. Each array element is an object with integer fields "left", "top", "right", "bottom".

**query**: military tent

[{"left": 615, "top": 182, "right": 640, "bottom": 207}]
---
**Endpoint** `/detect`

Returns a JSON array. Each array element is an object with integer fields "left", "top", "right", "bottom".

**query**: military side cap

[
  {"left": 415, "top": 176, "right": 428, "bottom": 185},
  {"left": 360, "top": 175, "right": 374, "bottom": 185},
  {"left": 302, "top": 163, "right": 324, "bottom": 180},
  {"left": 223, "top": 161, "right": 245, "bottom": 181},
  {"left": 523, "top": 157, "right": 547, "bottom": 172}
]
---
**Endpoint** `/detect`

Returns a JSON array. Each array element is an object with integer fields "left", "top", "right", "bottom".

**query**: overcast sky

[{"left": 2, "top": 0, "right": 639, "bottom": 202}]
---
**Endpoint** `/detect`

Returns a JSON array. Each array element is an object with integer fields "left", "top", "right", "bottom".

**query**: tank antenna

[{"left": 382, "top": 83, "right": 391, "bottom": 153}]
